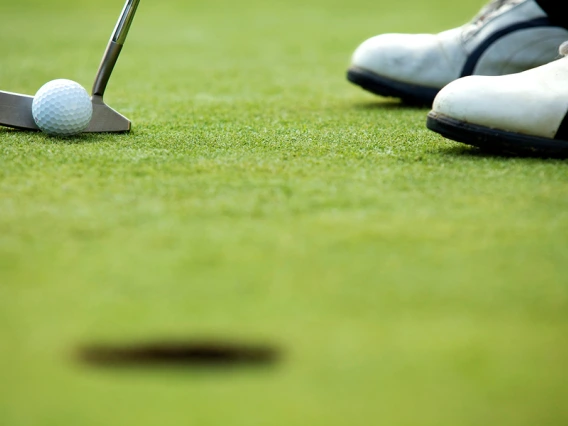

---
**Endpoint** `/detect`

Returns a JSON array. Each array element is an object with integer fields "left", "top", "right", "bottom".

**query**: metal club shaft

[{"left": 92, "top": 0, "right": 141, "bottom": 97}]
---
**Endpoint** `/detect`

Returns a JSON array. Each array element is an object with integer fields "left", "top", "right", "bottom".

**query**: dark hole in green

[{"left": 78, "top": 339, "right": 281, "bottom": 368}]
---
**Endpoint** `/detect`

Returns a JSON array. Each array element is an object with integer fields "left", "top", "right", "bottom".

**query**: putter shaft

[{"left": 92, "top": 0, "right": 141, "bottom": 97}]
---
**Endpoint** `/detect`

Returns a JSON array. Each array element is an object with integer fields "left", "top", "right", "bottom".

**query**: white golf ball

[{"left": 32, "top": 79, "right": 93, "bottom": 136}]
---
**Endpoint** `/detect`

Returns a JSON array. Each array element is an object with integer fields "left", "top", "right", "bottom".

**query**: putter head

[
  {"left": 0, "top": 90, "right": 130, "bottom": 133},
  {"left": 0, "top": 90, "right": 38, "bottom": 131},
  {"left": 85, "top": 95, "right": 130, "bottom": 133}
]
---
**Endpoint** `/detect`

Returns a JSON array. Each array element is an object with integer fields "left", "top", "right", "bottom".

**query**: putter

[{"left": 0, "top": 0, "right": 140, "bottom": 133}]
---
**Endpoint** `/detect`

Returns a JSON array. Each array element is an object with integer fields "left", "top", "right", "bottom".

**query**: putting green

[{"left": 1, "top": 1, "right": 567, "bottom": 425}]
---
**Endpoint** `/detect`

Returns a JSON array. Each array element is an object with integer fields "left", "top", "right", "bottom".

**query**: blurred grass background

[{"left": 1, "top": 0, "right": 567, "bottom": 425}]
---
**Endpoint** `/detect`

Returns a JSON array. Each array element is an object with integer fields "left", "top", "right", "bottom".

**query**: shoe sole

[
  {"left": 347, "top": 66, "right": 440, "bottom": 106},
  {"left": 426, "top": 111, "right": 568, "bottom": 158}
]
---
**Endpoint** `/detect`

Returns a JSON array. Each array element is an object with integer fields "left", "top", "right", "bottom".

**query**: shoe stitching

[{"left": 460, "top": 17, "right": 555, "bottom": 76}]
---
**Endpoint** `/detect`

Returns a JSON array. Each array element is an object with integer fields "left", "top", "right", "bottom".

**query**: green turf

[{"left": 1, "top": 0, "right": 568, "bottom": 425}]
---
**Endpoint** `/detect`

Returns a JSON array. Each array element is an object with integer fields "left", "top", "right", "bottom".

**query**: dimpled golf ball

[{"left": 32, "top": 79, "right": 93, "bottom": 136}]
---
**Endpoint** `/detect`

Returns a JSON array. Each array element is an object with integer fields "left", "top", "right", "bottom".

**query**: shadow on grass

[
  {"left": 351, "top": 100, "right": 430, "bottom": 112},
  {"left": 76, "top": 338, "right": 283, "bottom": 371},
  {"left": 0, "top": 127, "right": 132, "bottom": 144},
  {"left": 439, "top": 144, "right": 568, "bottom": 162}
]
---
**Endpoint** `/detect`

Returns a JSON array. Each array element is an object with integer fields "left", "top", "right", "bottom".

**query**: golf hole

[{"left": 77, "top": 339, "right": 282, "bottom": 369}]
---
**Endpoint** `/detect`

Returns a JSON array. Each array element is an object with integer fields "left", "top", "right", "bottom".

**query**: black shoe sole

[
  {"left": 426, "top": 111, "right": 568, "bottom": 158},
  {"left": 347, "top": 66, "right": 440, "bottom": 106}
]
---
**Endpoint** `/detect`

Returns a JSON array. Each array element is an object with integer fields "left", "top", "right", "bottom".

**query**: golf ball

[{"left": 32, "top": 79, "right": 93, "bottom": 136}]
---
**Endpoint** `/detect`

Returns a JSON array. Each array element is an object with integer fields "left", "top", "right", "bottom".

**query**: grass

[{"left": 1, "top": 0, "right": 568, "bottom": 425}]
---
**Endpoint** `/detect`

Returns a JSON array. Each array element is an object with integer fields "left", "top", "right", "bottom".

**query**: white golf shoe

[
  {"left": 347, "top": 0, "right": 568, "bottom": 105},
  {"left": 426, "top": 41, "right": 568, "bottom": 157}
]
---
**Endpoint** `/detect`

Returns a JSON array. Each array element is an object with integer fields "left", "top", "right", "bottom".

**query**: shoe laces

[{"left": 462, "top": 0, "right": 525, "bottom": 40}]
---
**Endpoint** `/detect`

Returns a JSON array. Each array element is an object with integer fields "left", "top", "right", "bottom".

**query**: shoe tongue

[{"left": 463, "top": 0, "right": 525, "bottom": 39}]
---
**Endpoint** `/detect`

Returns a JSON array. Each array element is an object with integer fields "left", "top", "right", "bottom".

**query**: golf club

[{"left": 0, "top": 0, "right": 140, "bottom": 133}]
